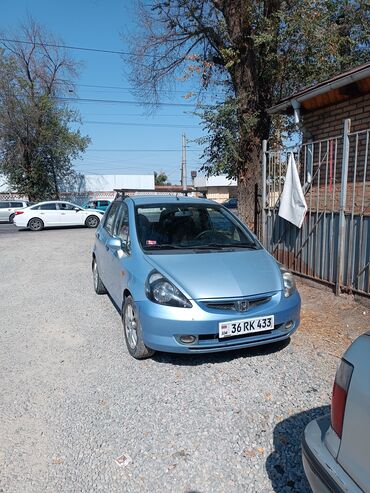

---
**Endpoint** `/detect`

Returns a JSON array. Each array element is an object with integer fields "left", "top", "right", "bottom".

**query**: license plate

[{"left": 219, "top": 315, "right": 274, "bottom": 339}]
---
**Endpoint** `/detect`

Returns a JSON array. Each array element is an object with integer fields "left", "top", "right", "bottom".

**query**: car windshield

[{"left": 136, "top": 204, "right": 259, "bottom": 251}]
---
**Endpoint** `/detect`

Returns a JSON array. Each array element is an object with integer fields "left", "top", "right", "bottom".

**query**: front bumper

[
  {"left": 136, "top": 290, "right": 300, "bottom": 354},
  {"left": 302, "top": 415, "right": 363, "bottom": 493}
]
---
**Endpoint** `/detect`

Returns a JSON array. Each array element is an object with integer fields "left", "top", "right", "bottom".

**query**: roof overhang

[{"left": 268, "top": 62, "right": 370, "bottom": 115}]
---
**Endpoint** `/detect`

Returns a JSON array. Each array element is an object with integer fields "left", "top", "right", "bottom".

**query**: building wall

[
  {"left": 205, "top": 186, "right": 236, "bottom": 203},
  {"left": 302, "top": 92, "right": 370, "bottom": 141},
  {"left": 301, "top": 92, "right": 370, "bottom": 185}
]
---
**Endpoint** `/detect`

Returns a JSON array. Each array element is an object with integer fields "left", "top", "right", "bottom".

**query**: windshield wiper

[
  {"left": 193, "top": 243, "right": 233, "bottom": 250},
  {"left": 233, "top": 243, "right": 260, "bottom": 249},
  {"left": 193, "top": 243, "right": 259, "bottom": 250},
  {"left": 144, "top": 243, "right": 188, "bottom": 250}
]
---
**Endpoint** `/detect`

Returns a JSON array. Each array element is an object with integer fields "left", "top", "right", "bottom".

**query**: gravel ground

[{"left": 0, "top": 226, "right": 368, "bottom": 493}]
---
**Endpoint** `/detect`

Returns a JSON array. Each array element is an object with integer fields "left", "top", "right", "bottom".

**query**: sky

[{"left": 0, "top": 0, "right": 211, "bottom": 185}]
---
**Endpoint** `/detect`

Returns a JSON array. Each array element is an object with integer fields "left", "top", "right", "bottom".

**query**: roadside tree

[
  {"left": 128, "top": 0, "right": 369, "bottom": 224},
  {"left": 154, "top": 170, "right": 170, "bottom": 186},
  {"left": 0, "top": 20, "right": 89, "bottom": 201}
]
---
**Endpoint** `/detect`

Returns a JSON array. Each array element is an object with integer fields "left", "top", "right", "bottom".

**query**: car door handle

[{"left": 61, "top": 212, "right": 66, "bottom": 215}]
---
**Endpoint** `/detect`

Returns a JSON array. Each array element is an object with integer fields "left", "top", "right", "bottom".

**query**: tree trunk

[
  {"left": 237, "top": 139, "right": 261, "bottom": 228},
  {"left": 50, "top": 161, "right": 60, "bottom": 200}
]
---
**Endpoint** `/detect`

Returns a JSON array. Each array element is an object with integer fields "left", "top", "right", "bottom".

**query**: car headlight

[
  {"left": 279, "top": 265, "right": 296, "bottom": 297},
  {"left": 145, "top": 271, "right": 192, "bottom": 308}
]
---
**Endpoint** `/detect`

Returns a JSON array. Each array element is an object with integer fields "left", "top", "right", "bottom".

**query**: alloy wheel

[{"left": 125, "top": 305, "right": 138, "bottom": 349}]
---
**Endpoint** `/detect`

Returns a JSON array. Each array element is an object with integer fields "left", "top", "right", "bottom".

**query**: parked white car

[
  {"left": 0, "top": 200, "right": 32, "bottom": 223},
  {"left": 303, "top": 332, "right": 370, "bottom": 493},
  {"left": 13, "top": 201, "right": 104, "bottom": 231}
]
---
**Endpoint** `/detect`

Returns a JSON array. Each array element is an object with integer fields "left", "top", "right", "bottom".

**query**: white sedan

[
  {"left": 13, "top": 201, "right": 104, "bottom": 231},
  {"left": 303, "top": 332, "right": 370, "bottom": 493}
]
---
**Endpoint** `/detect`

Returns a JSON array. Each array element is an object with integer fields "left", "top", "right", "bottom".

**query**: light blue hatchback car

[{"left": 92, "top": 194, "right": 301, "bottom": 359}]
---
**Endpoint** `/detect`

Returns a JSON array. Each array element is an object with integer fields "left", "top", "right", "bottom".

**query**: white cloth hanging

[{"left": 278, "top": 153, "right": 307, "bottom": 228}]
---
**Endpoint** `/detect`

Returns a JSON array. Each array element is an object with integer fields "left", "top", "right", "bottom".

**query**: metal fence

[{"left": 261, "top": 119, "right": 370, "bottom": 297}]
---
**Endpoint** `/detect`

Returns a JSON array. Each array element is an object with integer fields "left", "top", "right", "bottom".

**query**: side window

[
  {"left": 114, "top": 203, "right": 129, "bottom": 242},
  {"left": 0, "top": 202, "right": 9, "bottom": 208},
  {"left": 100, "top": 201, "right": 109, "bottom": 207},
  {"left": 10, "top": 202, "right": 24, "bottom": 208},
  {"left": 103, "top": 202, "right": 120, "bottom": 235},
  {"left": 58, "top": 202, "right": 75, "bottom": 210},
  {"left": 38, "top": 203, "right": 57, "bottom": 210}
]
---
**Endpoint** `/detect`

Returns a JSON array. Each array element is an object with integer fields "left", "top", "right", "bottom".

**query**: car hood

[{"left": 145, "top": 249, "right": 283, "bottom": 299}]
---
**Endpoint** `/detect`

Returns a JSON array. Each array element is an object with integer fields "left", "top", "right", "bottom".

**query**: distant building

[
  {"left": 60, "top": 173, "right": 155, "bottom": 204},
  {"left": 80, "top": 174, "right": 155, "bottom": 193},
  {"left": 193, "top": 175, "right": 237, "bottom": 203}
]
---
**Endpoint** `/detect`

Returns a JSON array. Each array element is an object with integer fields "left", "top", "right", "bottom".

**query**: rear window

[{"left": 0, "top": 202, "right": 9, "bottom": 208}]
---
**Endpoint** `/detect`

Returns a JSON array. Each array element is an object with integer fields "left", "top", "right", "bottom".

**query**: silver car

[
  {"left": 303, "top": 332, "right": 370, "bottom": 492},
  {"left": 0, "top": 200, "right": 31, "bottom": 223}
]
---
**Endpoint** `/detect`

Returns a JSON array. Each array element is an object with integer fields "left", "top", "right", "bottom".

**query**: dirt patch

[{"left": 296, "top": 278, "right": 369, "bottom": 358}]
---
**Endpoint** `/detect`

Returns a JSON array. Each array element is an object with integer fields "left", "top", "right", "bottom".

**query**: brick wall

[
  {"left": 302, "top": 93, "right": 370, "bottom": 141},
  {"left": 301, "top": 93, "right": 370, "bottom": 188}
]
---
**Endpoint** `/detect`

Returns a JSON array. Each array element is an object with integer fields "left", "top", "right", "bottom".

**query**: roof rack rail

[{"left": 113, "top": 188, "right": 193, "bottom": 199}]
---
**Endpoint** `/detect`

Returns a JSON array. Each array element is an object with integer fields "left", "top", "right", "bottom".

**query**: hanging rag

[{"left": 278, "top": 153, "right": 307, "bottom": 228}]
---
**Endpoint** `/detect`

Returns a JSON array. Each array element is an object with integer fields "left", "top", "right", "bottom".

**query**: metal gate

[{"left": 261, "top": 119, "right": 370, "bottom": 297}]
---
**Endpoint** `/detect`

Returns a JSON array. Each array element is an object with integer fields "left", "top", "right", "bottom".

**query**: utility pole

[{"left": 181, "top": 133, "right": 187, "bottom": 191}]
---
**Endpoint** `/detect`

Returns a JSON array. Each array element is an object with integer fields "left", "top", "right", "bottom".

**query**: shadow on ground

[
  {"left": 266, "top": 405, "right": 330, "bottom": 493},
  {"left": 152, "top": 338, "right": 291, "bottom": 366}
]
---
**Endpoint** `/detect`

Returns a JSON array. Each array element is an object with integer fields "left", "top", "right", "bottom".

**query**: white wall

[
  {"left": 82, "top": 174, "right": 155, "bottom": 192},
  {"left": 194, "top": 174, "right": 237, "bottom": 188}
]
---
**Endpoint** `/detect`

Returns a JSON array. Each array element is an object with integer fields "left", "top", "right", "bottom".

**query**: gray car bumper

[{"left": 302, "top": 415, "right": 363, "bottom": 493}]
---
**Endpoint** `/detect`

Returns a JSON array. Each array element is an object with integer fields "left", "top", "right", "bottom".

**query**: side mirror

[
  {"left": 106, "top": 237, "right": 122, "bottom": 251},
  {"left": 73, "top": 207, "right": 80, "bottom": 212}
]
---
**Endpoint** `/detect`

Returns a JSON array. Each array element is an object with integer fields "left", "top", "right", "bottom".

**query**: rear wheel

[
  {"left": 85, "top": 215, "right": 100, "bottom": 228},
  {"left": 122, "top": 296, "right": 155, "bottom": 359},
  {"left": 92, "top": 258, "right": 107, "bottom": 294},
  {"left": 9, "top": 213, "right": 15, "bottom": 223},
  {"left": 28, "top": 217, "right": 44, "bottom": 231}
]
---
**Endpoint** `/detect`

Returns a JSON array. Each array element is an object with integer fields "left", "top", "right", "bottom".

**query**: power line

[
  {"left": 0, "top": 37, "right": 140, "bottom": 57},
  {"left": 75, "top": 83, "right": 192, "bottom": 94},
  {"left": 85, "top": 149, "right": 200, "bottom": 152},
  {"left": 79, "top": 112, "right": 194, "bottom": 117},
  {"left": 56, "top": 97, "right": 196, "bottom": 108},
  {"left": 81, "top": 120, "right": 198, "bottom": 128}
]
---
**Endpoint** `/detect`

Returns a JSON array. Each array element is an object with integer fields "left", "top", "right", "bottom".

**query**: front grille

[{"left": 203, "top": 295, "right": 271, "bottom": 312}]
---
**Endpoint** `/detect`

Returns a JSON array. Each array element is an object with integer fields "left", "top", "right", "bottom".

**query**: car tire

[
  {"left": 28, "top": 217, "right": 44, "bottom": 231},
  {"left": 9, "top": 213, "right": 15, "bottom": 223},
  {"left": 122, "top": 296, "right": 155, "bottom": 360},
  {"left": 92, "top": 258, "right": 107, "bottom": 295},
  {"left": 85, "top": 215, "right": 100, "bottom": 228}
]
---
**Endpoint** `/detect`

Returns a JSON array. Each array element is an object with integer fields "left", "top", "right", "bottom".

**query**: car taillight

[
  {"left": 15, "top": 211, "right": 24, "bottom": 215},
  {"left": 331, "top": 359, "right": 353, "bottom": 438}
]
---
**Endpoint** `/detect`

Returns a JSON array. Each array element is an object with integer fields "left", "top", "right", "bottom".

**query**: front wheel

[
  {"left": 122, "top": 296, "right": 155, "bottom": 359},
  {"left": 92, "top": 258, "right": 107, "bottom": 294},
  {"left": 28, "top": 217, "right": 44, "bottom": 231},
  {"left": 85, "top": 215, "right": 100, "bottom": 228}
]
